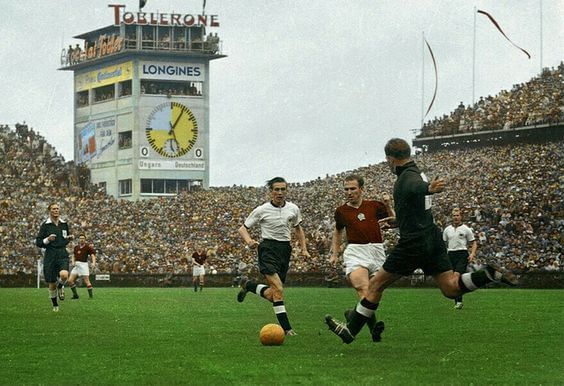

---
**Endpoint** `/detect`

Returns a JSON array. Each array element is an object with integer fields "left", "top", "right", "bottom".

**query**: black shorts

[
  {"left": 43, "top": 257, "right": 69, "bottom": 283},
  {"left": 383, "top": 226, "right": 452, "bottom": 276},
  {"left": 258, "top": 239, "right": 292, "bottom": 283},
  {"left": 448, "top": 250, "right": 469, "bottom": 274}
]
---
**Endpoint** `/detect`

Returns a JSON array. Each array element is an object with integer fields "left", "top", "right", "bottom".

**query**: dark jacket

[
  {"left": 35, "top": 218, "right": 71, "bottom": 259},
  {"left": 393, "top": 161, "right": 437, "bottom": 238}
]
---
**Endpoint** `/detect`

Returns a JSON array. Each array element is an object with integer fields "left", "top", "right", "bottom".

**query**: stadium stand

[
  {"left": 0, "top": 66, "right": 562, "bottom": 278},
  {"left": 418, "top": 63, "right": 563, "bottom": 137}
]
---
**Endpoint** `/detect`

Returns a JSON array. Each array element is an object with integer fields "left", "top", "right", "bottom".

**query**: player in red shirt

[
  {"left": 329, "top": 174, "right": 395, "bottom": 342},
  {"left": 192, "top": 245, "right": 207, "bottom": 292},
  {"left": 68, "top": 234, "right": 96, "bottom": 299}
]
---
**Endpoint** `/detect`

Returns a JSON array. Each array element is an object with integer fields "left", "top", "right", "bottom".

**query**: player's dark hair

[
  {"left": 344, "top": 174, "right": 364, "bottom": 188},
  {"left": 47, "top": 202, "right": 59, "bottom": 211},
  {"left": 266, "top": 177, "right": 287, "bottom": 189},
  {"left": 79, "top": 233, "right": 86, "bottom": 238},
  {"left": 384, "top": 138, "right": 411, "bottom": 160}
]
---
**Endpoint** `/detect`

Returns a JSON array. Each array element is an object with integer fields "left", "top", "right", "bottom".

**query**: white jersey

[
  {"left": 443, "top": 224, "right": 475, "bottom": 251},
  {"left": 244, "top": 201, "right": 302, "bottom": 242}
]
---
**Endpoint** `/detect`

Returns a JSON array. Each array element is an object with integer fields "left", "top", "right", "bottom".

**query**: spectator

[{"left": 0, "top": 123, "right": 561, "bottom": 276}]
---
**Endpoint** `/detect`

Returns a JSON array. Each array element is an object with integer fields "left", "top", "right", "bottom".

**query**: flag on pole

[
  {"left": 424, "top": 38, "right": 438, "bottom": 119},
  {"left": 140, "top": 0, "right": 147, "bottom": 10},
  {"left": 477, "top": 9, "right": 531, "bottom": 59}
]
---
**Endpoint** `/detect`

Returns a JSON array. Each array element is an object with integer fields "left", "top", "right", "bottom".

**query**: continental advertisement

[{"left": 75, "top": 61, "right": 133, "bottom": 92}]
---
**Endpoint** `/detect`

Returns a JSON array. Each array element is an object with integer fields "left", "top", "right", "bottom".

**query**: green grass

[{"left": 0, "top": 287, "right": 562, "bottom": 385}]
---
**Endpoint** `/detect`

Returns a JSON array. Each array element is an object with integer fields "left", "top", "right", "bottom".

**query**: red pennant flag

[
  {"left": 477, "top": 9, "right": 531, "bottom": 59},
  {"left": 424, "top": 38, "right": 438, "bottom": 118}
]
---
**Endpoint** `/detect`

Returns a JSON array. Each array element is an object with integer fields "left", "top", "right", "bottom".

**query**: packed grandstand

[{"left": 1, "top": 65, "right": 562, "bottom": 277}]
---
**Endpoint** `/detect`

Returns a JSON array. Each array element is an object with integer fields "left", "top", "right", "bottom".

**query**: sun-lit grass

[{"left": 0, "top": 287, "right": 561, "bottom": 385}]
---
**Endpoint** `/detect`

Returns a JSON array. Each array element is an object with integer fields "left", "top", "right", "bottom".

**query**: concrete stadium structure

[{"left": 60, "top": 4, "right": 225, "bottom": 199}]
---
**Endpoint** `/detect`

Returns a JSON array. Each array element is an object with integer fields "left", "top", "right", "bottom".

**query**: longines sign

[{"left": 109, "top": 4, "right": 220, "bottom": 27}]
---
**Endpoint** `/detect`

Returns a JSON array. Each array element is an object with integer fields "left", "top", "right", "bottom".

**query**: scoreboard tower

[{"left": 60, "top": 4, "right": 225, "bottom": 200}]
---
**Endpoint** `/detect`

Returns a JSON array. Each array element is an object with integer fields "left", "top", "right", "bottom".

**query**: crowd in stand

[
  {"left": 419, "top": 63, "right": 563, "bottom": 137},
  {"left": 1, "top": 64, "right": 563, "bottom": 277},
  {"left": 0, "top": 121, "right": 561, "bottom": 277},
  {"left": 0, "top": 123, "right": 83, "bottom": 275}
]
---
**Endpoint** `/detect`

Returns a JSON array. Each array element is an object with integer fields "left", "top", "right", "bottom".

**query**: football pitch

[{"left": 0, "top": 287, "right": 561, "bottom": 385}]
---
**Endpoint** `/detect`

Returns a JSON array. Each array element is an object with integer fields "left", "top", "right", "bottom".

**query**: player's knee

[
  {"left": 60, "top": 270, "right": 69, "bottom": 280},
  {"left": 368, "top": 280, "right": 385, "bottom": 295},
  {"left": 439, "top": 284, "right": 460, "bottom": 299},
  {"left": 355, "top": 285, "right": 369, "bottom": 298}
]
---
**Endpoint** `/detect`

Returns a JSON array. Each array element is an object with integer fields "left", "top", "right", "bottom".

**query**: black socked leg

[
  {"left": 346, "top": 308, "right": 376, "bottom": 330},
  {"left": 347, "top": 311, "right": 369, "bottom": 336},
  {"left": 367, "top": 314, "right": 377, "bottom": 331},
  {"left": 459, "top": 270, "right": 492, "bottom": 293},
  {"left": 245, "top": 281, "right": 258, "bottom": 294},
  {"left": 273, "top": 300, "right": 292, "bottom": 331},
  {"left": 347, "top": 298, "right": 379, "bottom": 336}
]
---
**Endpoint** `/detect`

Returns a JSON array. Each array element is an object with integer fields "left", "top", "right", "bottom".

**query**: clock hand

[
  {"left": 171, "top": 109, "right": 184, "bottom": 129},
  {"left": 167, "top": 138, "right": 178, "bottom": 152},
  {"left": 169, "top": 125, "right": 179, "bottom": 145}
]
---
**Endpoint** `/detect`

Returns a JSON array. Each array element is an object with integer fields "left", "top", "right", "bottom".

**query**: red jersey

[
  {"left": 73, "top": 244, "right": 96, "bottom": 262},
  {"left": 192, "top": 251, "right": 207, "bottom": 265},
  {"left": 334, "top": 200, "right": 389, "bottom": 244}
]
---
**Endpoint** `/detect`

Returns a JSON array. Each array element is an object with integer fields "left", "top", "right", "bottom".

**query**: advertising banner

[
  {"left": 78, "top": 122, "right": 96, "bottom": 163},
  {"left": 138, "top": 159, "right": 205, "bottom": 171},
  {"left": 75, "top": 61, "right": 133, "bottom": 92},
  {"left": 139, "top": 61, "right": 205, "bottom": 81},
  {"left": 77, "top": 118, "right": 117, "bottom": 163}
]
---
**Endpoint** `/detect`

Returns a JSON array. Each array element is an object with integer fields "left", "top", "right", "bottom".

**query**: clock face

[{"left": 145, "top": 102, "right": 198, "bottom": 157}]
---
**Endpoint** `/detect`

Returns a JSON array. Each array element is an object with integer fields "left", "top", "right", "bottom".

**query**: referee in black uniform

[
  {"left": 35, "top": 203, "right": 74, "bottom": 312},
  {"left": 326, "top": 138, "right": 517, "bottom": 344}
]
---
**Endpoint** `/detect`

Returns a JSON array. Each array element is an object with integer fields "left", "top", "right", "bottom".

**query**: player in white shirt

[
  {"left": 443, "top": 208, "right": 477, "bottom": 309},
  {"left": 237, "top": 177, "right": 310, "bottom": 336}
]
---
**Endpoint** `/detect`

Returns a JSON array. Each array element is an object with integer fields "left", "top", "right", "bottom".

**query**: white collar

[{"left": 45, "top": 217, "right": 66, "bottom": 224}]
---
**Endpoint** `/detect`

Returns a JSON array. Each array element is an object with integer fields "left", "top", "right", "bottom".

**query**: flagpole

[
  {"left": 539, "top": 0, "right": 543, "bottom": 72},
  {"left": 421, "top": 31, "right": 425, "bottom": 129},
  {"left": 472, "top": 6, "right": 476, "bottom": 107}
]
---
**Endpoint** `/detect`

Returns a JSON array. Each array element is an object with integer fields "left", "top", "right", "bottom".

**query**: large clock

[{"left": 145, "top": 102, "right": 198, "bottom": 157}]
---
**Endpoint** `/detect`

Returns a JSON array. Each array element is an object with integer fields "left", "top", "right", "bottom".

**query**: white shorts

[
  {"left": 193, "top": 266, "right": 205, "bottom": 277},
  {"left": 343, "top": 243, "right": 386, "bottom": 276},
  {"left": 71, "top": 261, "right": 90, "bottom": 277}
]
